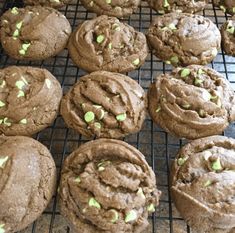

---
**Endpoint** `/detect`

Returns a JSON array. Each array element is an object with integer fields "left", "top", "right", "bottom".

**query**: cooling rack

[{"left": 0, "top": 0, "right": 235, "bottom": 232}]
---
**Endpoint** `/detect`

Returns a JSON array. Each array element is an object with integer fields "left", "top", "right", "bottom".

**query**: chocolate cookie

[
  {"left": 148, "top": 65, "right": 235, "bottom": 139},
  {"left": 23, "top": 0, "right": 71, "bottom": 8},
  {"left": 0, "top": 6, "right": 71, "bottom": 60},
  {"left": 214, "top": 0, "right": 235, "bottom": 15},
  {"left": 59, "top": 139, "right": 161, "bottom": 233},
  {"left": 80, "top": 0, "right": 140, "bottom": 18},
  {"left": 0, "top": 136, "right": 56, "bottom": 233},
  {"left": 171, "top": 135, "right": 235, "bottom": 233},
  {"left": 68, "top": 15, "right": 148, "bottom": 73},
  {"left": 221, "top": 18, "right": 235, "bottom": 56},
  {"left": 0, "top": 66, "right": 62, "bottom": 136},
  {"left": 147, "top": 0, "right": 208, "bottom": 14},
  {"left": 61, "top": 71, "right": 146, "bottom": 139},
  {"left": 146, "top": 13, "right": 221, "bottom": 67}
]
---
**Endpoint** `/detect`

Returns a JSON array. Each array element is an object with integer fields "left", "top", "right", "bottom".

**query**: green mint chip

[
  {"left": 163, "top": 0, "right": 169, "bottom": 7},
  {"left": 180, "top": 68, "right": 190, "bottom": 78},
  {"left": 0, "top": 156, "right": 8, "bottom": 168},
  {"left": 110, "top": 209, "right": 119, "bottom": 223},
  {"left": 170, "top": 56, "right": 179, "bottom": 64},
  {"left": 211, "top": 157, "right": 222, "bottom": 171},
  {"left": 17, "top": 90, "right": 25, "bottom": 98},
  {"left": 0, "top": 101, "right": 5, "bottom": 107},
  {"left": 156, "top": 106, "right": 161, "bottom": 113},
  {"left": 0, "top": 224, "right": 5, "bottom": 233},
  {"left": 106, "top": 0, "right": 111, "bottom": 3},
  {"left": 88, "top": 197, "right": 101, "bottom": 209},
  {"left": 204, "top": 180, "right": 212, "bottom": 187},
  {"left": 20, "top": 119, "right": 27, "bottom": 124},
  {"left": 177, "top": 157, "right": 187, "bottom": 166},
  {"left": 168, "top": 23, "right": 177, "bottom": 30},
  {"left": 226, "top": 25, "right": 235, "bottom": 34},
  {"left": 13, "top": 29, "right": 19, "bottom": 37},
  {"left": 147, "top": 203, "right": 155, "bottom": 212},
  {"left": 84, "top": 111, "right": 95, "bottom": 123},
  {"left": 11, "top": 7, "right": 19, "bottom": 15},
  {"left": 16, "top": 21, "right": 23, "bottom": 29},
  {"left": 74, "top": 176, "right": 81, "bottom": 183},
  {"left": 125, "top": 210, "right": 137, "bottom": 223},
  {"left": 116, "top": 113, "right": 126, "bottom": 121},
  {"left": 137, "top": 188, "right": 145, "bottom": 199},
  {"left": 133, "top": 58, "right": 140, "bottom": 66},
  {"left": 96, "top": 35, "right": 105, "bottom": 43}
]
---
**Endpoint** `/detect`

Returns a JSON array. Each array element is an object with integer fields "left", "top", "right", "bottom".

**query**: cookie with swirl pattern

[
  {"left": 59, "top": 139, "right": 161, "bottom": 233},
  {"left": 60, "top": 71, "right": 146, "bottom": 139},
  {"left": 146, "top": 13, "right": 221, "bottom": 67},
  {"left": 0, "top": 66, "right": 62, "bottom": 136},
  {"left": 0, "top": 6, "right": 71, "bottom": 60},
  {"left": 68, "top": 15, "right": 148, "bottom": 73},
  {"left": 171, "top": 135, "right": 235, "bottom": 233},
  {"left": 148, "top": 65, "right": 235, "bottom": 139}
]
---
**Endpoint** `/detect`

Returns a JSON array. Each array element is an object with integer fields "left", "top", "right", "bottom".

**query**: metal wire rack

[{"left": 0, "top": 0, "right": 235, "bottom": 232}]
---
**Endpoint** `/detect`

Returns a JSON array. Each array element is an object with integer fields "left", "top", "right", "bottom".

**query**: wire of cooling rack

[{"left": 1, "top": 1, "right": 235, "bottom": 232}]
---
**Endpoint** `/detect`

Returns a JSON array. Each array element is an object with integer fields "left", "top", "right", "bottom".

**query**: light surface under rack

[{"left": 0, "top": 0, "right": 235, "bottom": 232}]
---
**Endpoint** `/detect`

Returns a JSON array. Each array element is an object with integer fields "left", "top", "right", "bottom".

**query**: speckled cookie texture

[
  {"left": 221, "top": 18, "right": 235, "bottom": 56},
  {"left": 68, "top": 15, "right": 148, "bottom": 73},
  {"left": 148, "top": 65, "right": 235, "bottom": 139},
  {"left": 61, "top": 71, "right": 146, "bottom": 139},
  {"left": 171, "top": 135, "right": 235, "bottom": 233},
  {"left": 146, "top": 13, "right": 221, "bottom": 67},
  {"left": 80, "top": 0, "right": 140, "bottom": 18},
  {"left": 214, "top": 0, "right": 235, "bottom": 15},
  {"left": 24, "top": 0, "right": 72, "bottom": 8},
  {"left": 0, "top": 6, "right": 71, "bottom": 60},
  {"left": 59, "top": 139, "right": 161, "bottom": 233},
  {"left": 0, "top": 136, "right": 56, "bottom": 233},
  {"left": 0, "top": 66, "right": 62, "bottom": 136},
  {"left": 147, "top": 0, "right": 208, "bottom": 14}
]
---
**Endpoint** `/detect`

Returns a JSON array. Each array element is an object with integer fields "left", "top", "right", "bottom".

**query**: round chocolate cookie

[
  {"left": 214, "top": 0, "right": 235, "bottom": 15},
  {"left": 147, "top": 0, "right": 208, "bottom": 14},
  {"left": 23, "top": 0, "right": 71, "bottom": 8},
  {"left": 61, "top": 71, "right": 146, "bottom": 139},
  {"left": 146, "top": 13, "right": 221, "bottom": 67},
  {"left": 59, "top": 139, "right": 161, "bottom": 233},
  {"left": 80, "top": 0, "right": 140, "bottom": 18},
  {"left": 171, "top": 135, "right": 235, "bottom": 233},
  {"left": 0, "top": 6, "right": 71, "bottom": 60},
  {"left": 0, "top": 66, "right": 62, "bottom": 136},
  {"left": 0, "top": 136, "right": 56, "bottom": 233},
  {"left": 148, "top": 65, "right": 235, "bottom": 139},
  {"left": 221, "top": 18, "right": 235, "bottom": 56},
  {"left": 68, "top": 15, "right": 148, "bottom": 73}
]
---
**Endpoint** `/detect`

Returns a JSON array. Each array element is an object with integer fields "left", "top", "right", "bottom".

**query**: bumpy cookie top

[
  {"left": 0, "top": 66, "right": 62, "bottom": 136},
  {"left": 148, "top": 65, "right": 235, "bottom": 139},
  {"left": 0, "top": 136, "right": 56, "bottom": 233},
  {"left": 0, "top": 6, "right": 71, "bottom": 60},
  {"left": 214, "top": 0, "right": 235, "bottom": 15},
  {"left": 68, "top": 15, "right": 148, "bottom": 73},
  {"left": 171, "top": 136, "right": 235, "bottom": 233},
  {"left": 147, "top": 0, "right": 208, "bottom": 14},
  {"left": 80, "top": 0, "right": 140, "bottom": 18},
  {"left": 59, "top": 139, "right": 161, "bottom": 233},
  {"left": 61, "top": 71, "right": 146, "bottom": 139},
  {"left": 147, "top": 13, "right": 221, "bottom": 66},
  {"left": 23, "top": 0, "right": 72, "bottom": 8},
  {"left": 221, "top": 19, "right": 235, "bottom": 56}
]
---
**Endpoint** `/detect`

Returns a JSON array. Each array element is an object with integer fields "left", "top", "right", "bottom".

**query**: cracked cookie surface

[
  {"left": 0, "top": 136, "right": 56, "bottom": 233},
  {"left": 146, "top": 13, "right": 221, "bottom": 67},
  {"left": 171, "top": 135, "right": 235, "bottom": 233},
  {"left": 68, "top": 15, "right": 148, "bottom": 73},
  {"left": 0, "top": 66, "right": 62, "bottom": 136},
  {"left": 0, "top": 6, "right": 71, "bottom": 60},
  {"left": 59, "top": 139, "right": 161, "bottom": 233},
  {"left": 148, "top": 65, "right": 235, "bottom": 139},
  {"left": 61, "top": 71, "right": 147, "bottom": 139}
]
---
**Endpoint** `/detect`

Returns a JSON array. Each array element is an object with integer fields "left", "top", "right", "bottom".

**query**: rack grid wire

[{"left": 0, "top": 0, "right": 235, "bottom": 232}]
